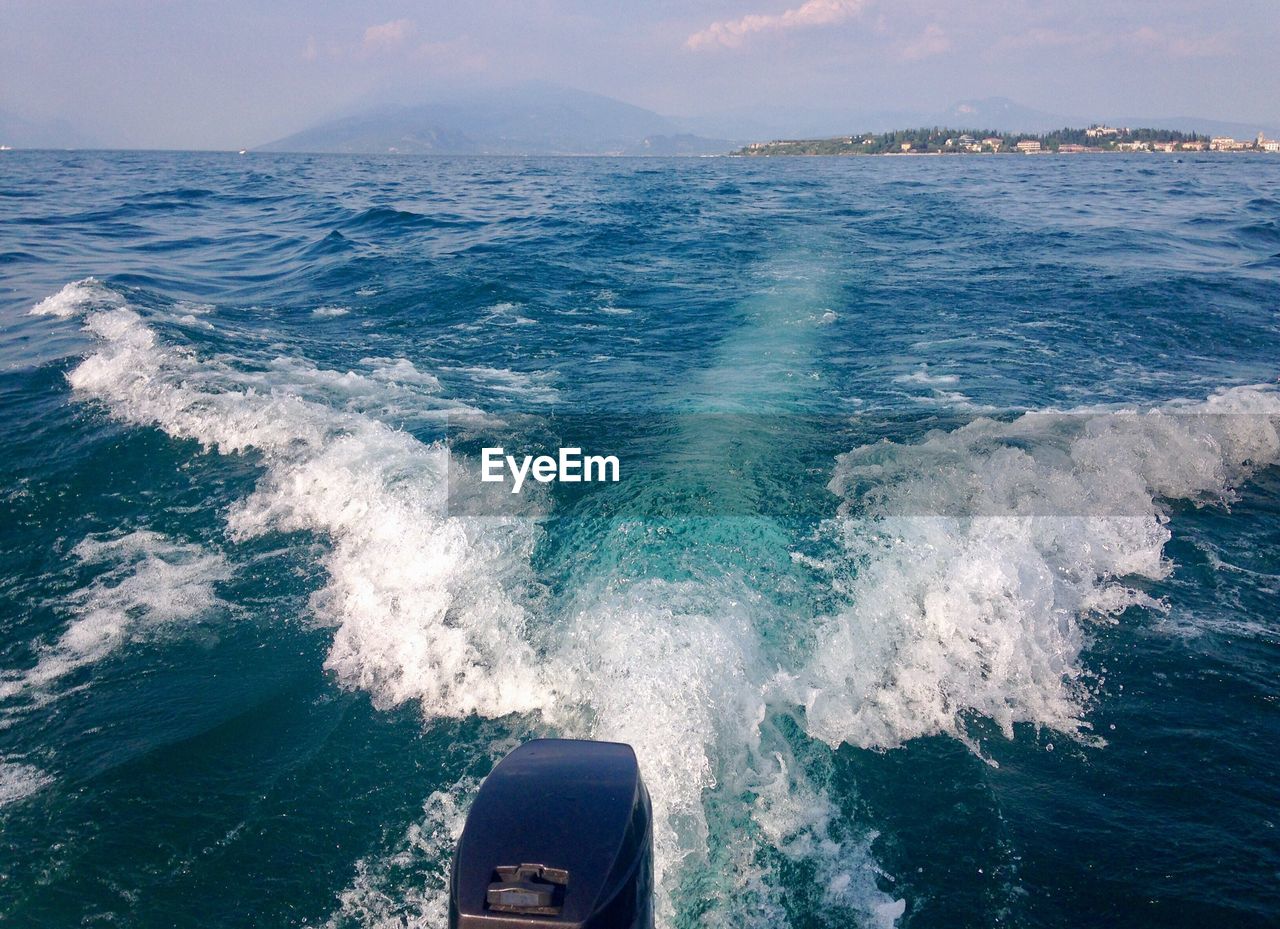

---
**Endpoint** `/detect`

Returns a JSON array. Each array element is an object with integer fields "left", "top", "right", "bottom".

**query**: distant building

[
  {"left": 900, "top": 142, "right": 912, "bottom": 152},
  {"left": 1086, "top": 125, "right": 1123, "bottom": 138},
  {"left": 1263, "top": 140, "right": 1280, "bottom": 153},
  {"left": 1152, "top": 141, "right": 1178, "bottom": 153},
  {"left": 1058, "top": 144, "right": 1091, "bottom": 153},
  {"left": 1117, "top": 140, "right": 1149, "bottom": 152},
  {"left": 1179, "top": 140, "right": 1208, "bottom": 151},
  {"left": 1210, "top": 136, "right": 1241, "bottom": 151},
  {"left": 982, "top": 137, "right": 1003, "bottom": 151},
  {"left": 1015, "top": 140, "right": 1041, "bottom": 153}
]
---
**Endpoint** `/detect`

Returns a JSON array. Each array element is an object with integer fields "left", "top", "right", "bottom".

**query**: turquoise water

[{"left": 1, "top": 152, "right": 1279, "bottom": 928}]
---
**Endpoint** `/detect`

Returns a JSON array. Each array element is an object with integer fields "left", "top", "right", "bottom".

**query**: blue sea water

[{"left": 1, "top": 151, "right": 1279, "bottom": 928}]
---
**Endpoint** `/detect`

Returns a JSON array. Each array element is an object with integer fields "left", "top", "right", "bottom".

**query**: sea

[{"left": 1, "top": 151, "right": 1278, "bottom": 928}]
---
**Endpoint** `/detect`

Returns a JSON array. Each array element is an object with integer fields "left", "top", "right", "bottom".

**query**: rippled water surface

[{"left": 2, "top": 152, "right": 1279, "bottom": 928}]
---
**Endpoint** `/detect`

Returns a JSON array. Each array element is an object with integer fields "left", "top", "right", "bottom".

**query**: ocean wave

[
  {"left": 29, "top": 277, "right": 122, "bottom": 317},
  {"left": 340, "top": 206, "right": 478, "bottom": 236},
  {"left": 0, "top": 760, "right": 52, "bottom": 808},
  {"left": 33, "top": 274, "right": 902, "bottom": 928},
  {"left": 893, "top": 364, "right": 960, "bottom": 387},
  {"left": 0, "top": 530, "right": 231, "bottom": 706},
  {"left": 304, "top": 229, "right": 358, "bottom": 257},
  {"left": 318, "top": 775, "right": 482, "bottom": 929},
  {"left": 31, "top": 275, "right": 1280, "bottom": 927},
  {"left": 361, "top": 357, "right": 443, "bottom": 392},
  {"left": 528, "top": 265, "right": 904, "bottom": 927},
  {"left": 38, "top": 281, "right": 552, "bottom": 722},
  {"left": 1237, "top": 220, "right": 1280, "bottom": 247},
  {"left": 788, "top": 386, "right": 1280, "bottom": 753},
  {"left": 447, "top": 365, "right": 559, "bottom": 403}
]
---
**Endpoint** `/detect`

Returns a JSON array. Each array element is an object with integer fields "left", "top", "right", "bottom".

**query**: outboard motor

[{"left": 449, "top": 739, "right": 654, "bottom": 929}]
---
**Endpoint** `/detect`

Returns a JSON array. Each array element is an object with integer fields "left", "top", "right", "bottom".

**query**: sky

[{"left": 1, "top": 0, "right": 1277, "bottom": 149}]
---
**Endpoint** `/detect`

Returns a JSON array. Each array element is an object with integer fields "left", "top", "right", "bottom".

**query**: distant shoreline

[{"left": 735, "top": 125, "right": 1280, "bottom": 157}]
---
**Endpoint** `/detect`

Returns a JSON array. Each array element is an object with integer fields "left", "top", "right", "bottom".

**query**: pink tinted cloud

[{"left": 686, "top": 0, "right": 870, "bottom": 51}]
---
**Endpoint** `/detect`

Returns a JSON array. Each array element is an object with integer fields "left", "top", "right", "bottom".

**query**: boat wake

[{"left": 27, "top": 277, "right": 1280, "bottom": 928}]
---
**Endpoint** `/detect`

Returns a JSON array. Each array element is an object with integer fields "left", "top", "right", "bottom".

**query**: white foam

[
  {"left": 538, "top": 560, "right": 901, "bottom": 925},
  {"left": 789, "top": 386, "right": 1280, "bottom": 751},
  {"left": 475, "top": 302, "right": 536, "bottom": 327},
  {"left": 314, "top": 305, "right": 351, "bottom": 317},
  {"left": 29, "top": 277, "right": 121, "bottom": 317},
  {"left": 252, "top": 356, "right": 457, "bottom": 423},
  {"left": 545, "top": 578, "right": 755, "bottom": 920},
  {"left": 59, "top": 289, "right": 551, "bottom": 722},
  {"left": 361, "top": 357, "right": 443, "bottom": 392},
  {"left": 893, "top": 364, "right": 959, "bottom": 386},
  {"left": 529, "top": 260, "right": 903, "bottom": 927},
  {"left": 283, "top": 261, "right": 902, "bottom": 927},
  {"left": 449, "top": 365, "right": 559, "bottom": 403},
  {"left": 38, "top": 276, "right": 891, "bottom": 925},
  {"left": 318, "top": 776, "right": 482, "bottom": 929},
  {"left": 0, "top": 530, "right": 231, "bottom": 704},
  {"left": 174, "top": 300, "right": 215, "bottom": 316},
  {"left": 176, "top": 314, "right": 215, "bottom": 330},
  {"left": 0, "top": 760, "right": 52, "bottom": 807},
  {"left": 40, "top": 276, "right": 1280, "bottom": 926}
]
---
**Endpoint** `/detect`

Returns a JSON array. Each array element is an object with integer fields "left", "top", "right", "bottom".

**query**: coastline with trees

[{"left": 734, "top": 125, "right": 1278, "bottom": 156}]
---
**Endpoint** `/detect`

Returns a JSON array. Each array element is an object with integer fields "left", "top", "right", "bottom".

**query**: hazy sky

[{"left": 2, "top": 0, "right": 1277, "bottom": 149}]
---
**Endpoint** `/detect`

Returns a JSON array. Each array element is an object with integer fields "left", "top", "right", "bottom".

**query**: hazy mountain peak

[
  {"left": 259, "top": 84, "right": 733, "bottom": 156},
  {"left": 0, "top": 108, "right": 97, "bottom": 149}
]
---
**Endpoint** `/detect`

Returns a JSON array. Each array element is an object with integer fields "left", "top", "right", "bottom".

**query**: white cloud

[
  {"left": 362, "top": 18, "right": 416, "bottom": 54},
  {"left": 686, "top": 0, "right": 869, "bottom": 51}
]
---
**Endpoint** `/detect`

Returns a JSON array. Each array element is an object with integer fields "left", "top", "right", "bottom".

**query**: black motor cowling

[{"left": 449, "top": 739, "right": 654, "bottom": 929}]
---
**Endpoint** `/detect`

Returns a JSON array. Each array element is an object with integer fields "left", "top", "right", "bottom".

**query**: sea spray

[
  {"left": 537, "top": 256, "right": 905, "bottom": 926},
  {"left": 36, "top": 271, "right": 905, "bottom": 927},
  {"left": 39, "top": 283, "right": 554, "bottom": 722},
  {"left": 789, "top": 391, "right": 1280, "bottom": 752},
  {"left": 31, "top": 277, "right": 1280, "bottom": 928},
  {"left": 0, "top": 530, "right": 232, "bottom": 706}
]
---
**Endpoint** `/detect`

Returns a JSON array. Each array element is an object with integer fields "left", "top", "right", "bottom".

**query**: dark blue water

[{"left": 2, "top": 151, "right": 1279, "bottom": 928}]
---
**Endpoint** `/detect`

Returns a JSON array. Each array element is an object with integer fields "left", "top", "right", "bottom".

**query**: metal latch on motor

[{"left": 486, "top": 863, "right": 570, "bottom": 915}]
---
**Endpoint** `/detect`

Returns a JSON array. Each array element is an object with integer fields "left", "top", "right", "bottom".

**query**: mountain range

[
  {"left": 3, "top": 87, "right": 1275, "bottom": 153},
  {"left": 0, "top": 108, "right": 97, "bottom": 149},
  {"left": 257, "top": 85, "right": 734, "bottom": 156},
  {"left": 258, "top": 89, "right": 1279, "bottom": 155}
]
